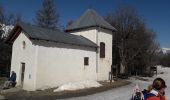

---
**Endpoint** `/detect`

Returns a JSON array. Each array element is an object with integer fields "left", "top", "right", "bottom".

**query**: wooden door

[{"left": 21, "top": 63, "right": 25, "bottom": 87}]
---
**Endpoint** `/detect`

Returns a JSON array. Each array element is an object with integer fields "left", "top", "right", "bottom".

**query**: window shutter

[{"left": 100, "top": 42, "right": 105, "bottom": 58}]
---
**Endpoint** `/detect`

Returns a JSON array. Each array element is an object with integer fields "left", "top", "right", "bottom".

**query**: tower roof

[{"left": 65, "top": 9, "right": 117, "bottom": 32}]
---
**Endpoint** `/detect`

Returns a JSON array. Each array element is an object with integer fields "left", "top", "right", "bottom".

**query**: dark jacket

[{"left": 9, "top": 73, "right": 16, "bottom": 82}]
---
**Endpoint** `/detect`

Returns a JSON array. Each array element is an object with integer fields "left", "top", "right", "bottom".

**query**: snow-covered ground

[
  {"left": 57, "top": 66, "right": 170, "bottom": 100},
  {"left": 54, "top": 80, "right": 102, "bottom": 92}
]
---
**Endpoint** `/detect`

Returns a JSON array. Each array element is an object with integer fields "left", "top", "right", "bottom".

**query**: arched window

[
  {"left": 100, "top": 42, "right": 105, "bottom": 58},
  {"left": 22, "top": 41, "right": 26, "bottom": 49}
]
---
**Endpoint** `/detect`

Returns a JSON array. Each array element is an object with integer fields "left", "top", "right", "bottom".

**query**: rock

[
  {"left": 0, "top": 87, "right": 22, "bottom": 94},
  {"left": 0, "top": 95, "right": 5, "bottom": 100}
]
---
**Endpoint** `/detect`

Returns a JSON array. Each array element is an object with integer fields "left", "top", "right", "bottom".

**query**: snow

[
  {"left": 54, "top": 80, "right": 102, "bottom": 92},
  {"left": 37, "top": 86, "right": 53, "bottom": 91},
  {"left": 162, "top": 48, "right": 170, "bottom": 54},
  {"left": 57, "top": 66, "right": 170, "bottom": 100},
  {"left": 0, "top": 24, "right": 13, "bottom": 38},
  {"left": 156, "top": 65, "right": 165, "bottom": 74}
]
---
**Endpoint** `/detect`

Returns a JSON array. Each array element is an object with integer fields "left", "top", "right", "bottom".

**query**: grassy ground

[{"left": 3, "top": 79, "right": 131, "bottom": 100}]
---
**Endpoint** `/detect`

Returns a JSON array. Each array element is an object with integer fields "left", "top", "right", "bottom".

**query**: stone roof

[
  {"left": 6, "top": 22, "right": 97, "bottom": 48},
  {"left": 65, "top": 9, "right": 117, "bottom": 32}
]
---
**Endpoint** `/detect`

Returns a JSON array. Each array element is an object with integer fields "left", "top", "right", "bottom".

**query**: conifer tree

[{"left": 35, "top": 0, "right": 59, "bottom": 30}]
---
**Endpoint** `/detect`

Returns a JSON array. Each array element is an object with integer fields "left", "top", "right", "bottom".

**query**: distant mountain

[{"left": 162, "top": 48, "right": 170, "bottom": 54}]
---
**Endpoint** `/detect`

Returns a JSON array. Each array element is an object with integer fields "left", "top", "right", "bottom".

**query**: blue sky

[{"left": 0, "top": 0, "right": 170, "bottom": 48}]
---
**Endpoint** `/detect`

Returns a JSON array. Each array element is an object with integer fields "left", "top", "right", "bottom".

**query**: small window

[
  {"left": 100, "top": 42, "right": 105, "bottom": 58},
  {"left": 22, "top": 41, "right": 26, "bottom": 49},
  {"left": 84, "top": 57, "right": 89, "bottom": 65}
]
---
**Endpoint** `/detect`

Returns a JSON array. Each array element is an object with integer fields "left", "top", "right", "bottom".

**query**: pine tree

[{"left": 35, "top": 0, "right": 59, "bottom": 30}]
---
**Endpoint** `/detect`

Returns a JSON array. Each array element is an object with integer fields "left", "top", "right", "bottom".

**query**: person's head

[
  {"left": 11, "top": 71, "right": 15, "bottom": 74},
  {"left": 152, "top": 78, "right": 167, "bottom": 92}
]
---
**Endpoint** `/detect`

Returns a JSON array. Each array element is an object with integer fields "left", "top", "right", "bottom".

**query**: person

[
  {"left": 3, "top": 71, "right": 17, "bottom": 89},
  {"left": 146, "top": 78, "right": 167, "bottom": 100},
  {"left": 131, "top": 78, "right": 167, "bottom": 100},
  {"left": 131, "top": 84, "right": 144, "bottom": 100}
]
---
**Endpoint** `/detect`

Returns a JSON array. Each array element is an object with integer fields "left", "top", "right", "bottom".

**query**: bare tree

[
  {"left": 0, "top": 5, "right": 13, "bottom": 77},
  {"left": 0, "top": 5, "right": 5, "bottom": 24},
  {"left": 0, "top": 5, "right": 22, "bottom": 25},
  {"left": 9, "top": 14, "right": 22, "bottom": 25},
  {"left": 160, "top": 52, "right": 170, "bottom": 67},
  {"left": 66, "top": 20, "right": 74, "bottom": 28},
  {"left": 35, "top": 0, "right": 59, "bottom": 30},
  {"left": 105, "top": 6, "right": 159, "bottom": 76},
  {"left": 105, "top": 6, "right": 142, "bottom": 74}
]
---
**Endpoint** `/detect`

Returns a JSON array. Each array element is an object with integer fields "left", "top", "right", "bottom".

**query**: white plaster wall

[
  {"left": 97, "top": 28, "right": 113, "bottom": 80},
  {"left": 34, "top": 41, "right": 97, "bottom": 90},
  {"left": 10, "top": 27, "right": 112, "bottom": 91},
  {"left": 69, "top": 28, "right": 113, "bottom": 81},
  {"left": 10, "top": 32, "right": 37, "bottom": 91},
  {"left": 70, "top": 28, "right": 97, "bottom": 43}
]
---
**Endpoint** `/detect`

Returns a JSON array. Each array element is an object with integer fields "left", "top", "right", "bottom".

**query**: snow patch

[
  {"left": 156, "top": 65, "right": 164, "bottom": 74},
  {"left": 0, "top": 24, "right": 13, "bottom": 38},
  {"left": 54, "top": 80, "right": 102, "bottom": 92},
  {"left": 156, "top": 65, "right": 170, "bottom": 75},
  {"left": 37, "top": 86, "right": 52, "bottom": 91},
  {"left": 162, "top": 48, "right": 170, "bottom": 54}
]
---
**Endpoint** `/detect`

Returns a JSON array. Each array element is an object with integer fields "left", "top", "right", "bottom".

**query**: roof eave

[
  {"left": 65, "top": 25, "right": 117, "bottom": 33},
  {"left": 5, "top": 23, "right": 33, "bottom": 44},
  {"left": 5, "top": 24, "right": 21, "bottom": 44},
  {"left": 30, "top": 38, "right": 98, "bottom": 48}
]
